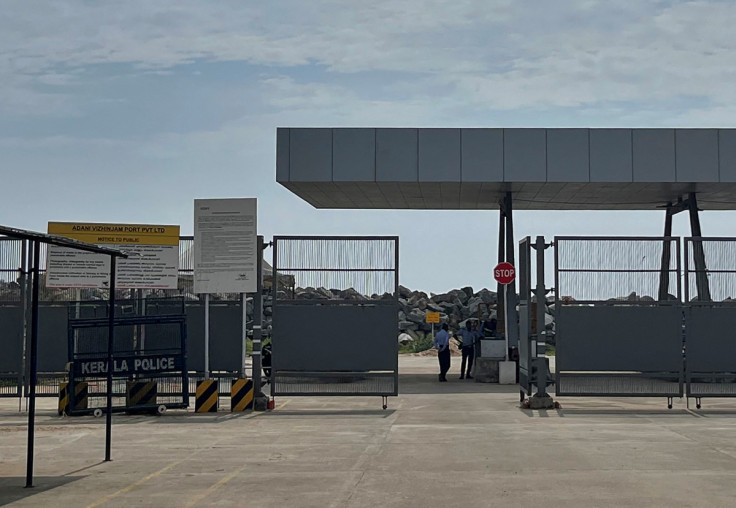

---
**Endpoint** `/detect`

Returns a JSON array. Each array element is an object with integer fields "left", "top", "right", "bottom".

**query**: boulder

[
  {"left": 467, "top": 296, "right": 484, "bottom": 316},
  {"left": 340, "top": 288, "right": 366, "bottom": 301},
  {"left": 398, "top": 333, "right": 413, "bottom": 345},
  {"left": 399, "top": 320, "right": 418, "bottom": 331},
  {"left": 406, "top": 309, "right": 426, "bottom": 324},
  {"left": 449, "top": 289, "right": 469, "bottom": 305},
  {"left": 476, "top": 288, "right": 497, "bottom": 304},
  {"left": 461, "top": 286, "right": 474, "bottom": 300},
  {"left": 317, "top": 287, "right": 334, "bottom": 299},
  {"left": 426, "top": 301, "right": 443, "bottom": 313},
  {"left": 430, "top": 292, "right": 455, "bottom": 304},
  {"left": 399, "top": 285, "right": 412, "bottom": 299}
]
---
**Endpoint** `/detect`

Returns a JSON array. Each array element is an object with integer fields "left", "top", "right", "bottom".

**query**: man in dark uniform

[{"left": 433, "top": 323, "right": 451, "bottom": 382}]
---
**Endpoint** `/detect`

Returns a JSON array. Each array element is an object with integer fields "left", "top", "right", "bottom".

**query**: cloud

[{"left": 1, "top": 0, "right": 734, "bottom": 124}]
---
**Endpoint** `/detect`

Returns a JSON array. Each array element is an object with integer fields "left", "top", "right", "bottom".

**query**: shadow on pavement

[{"left": 0, "top": 476, "right": 85, "bottom": 507}]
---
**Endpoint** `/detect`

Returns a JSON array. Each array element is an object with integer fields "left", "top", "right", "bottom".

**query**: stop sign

[{"left": 494, "top": 262, "right": 516, "bottom": 285}]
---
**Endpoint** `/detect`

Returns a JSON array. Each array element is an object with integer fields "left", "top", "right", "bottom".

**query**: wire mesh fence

[
  {"left": 685, "top": 238, "right": 736, "bottom": 303},
  {"left": 274, "top": 236, "right": 398, "bottom": 300},
  {"left": 555, "top": 237, "right": 681, "bottom": 304}
]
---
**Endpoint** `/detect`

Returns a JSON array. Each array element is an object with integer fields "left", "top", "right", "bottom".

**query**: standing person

[
  {"left": 434, "top": 323, "right": 451, "bottom": 382},
  {"left": 458, "top": 320, "right": 476, "bottom": 379}
]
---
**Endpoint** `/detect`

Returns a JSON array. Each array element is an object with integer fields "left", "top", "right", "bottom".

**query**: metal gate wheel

[{"left": 93, "top": 408, "right": 103, "bottom": 418}]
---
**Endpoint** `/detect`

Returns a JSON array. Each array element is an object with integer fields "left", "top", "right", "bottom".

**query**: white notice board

[{"left": 194, "top": 198, "right": 257, "bottom": 294}]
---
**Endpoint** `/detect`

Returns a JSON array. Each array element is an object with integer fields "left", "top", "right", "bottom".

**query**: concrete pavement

[{"left": 2, "top": 356, "right": 736, "bottom": 507}]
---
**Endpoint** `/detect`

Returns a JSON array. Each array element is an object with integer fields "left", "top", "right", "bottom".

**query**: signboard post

[
  {"left": 494, "top": 262, "right": 516, "bottom": 361},
  {"left": 426, "top": 311, "right": 440, "bottom": 338},
  {"left": 194, "top": 198, "right": 257, "bottom": 379}
]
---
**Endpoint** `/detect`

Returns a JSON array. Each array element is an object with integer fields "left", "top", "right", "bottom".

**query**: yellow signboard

[
  {"left": 48, "top": 222, "right": 179, "bottom": 246},
  {"left": 425, "top": 312, "right": 440, "bottom": 324},
  {"left": 46, "top": 221, "right": 180, "bottom": 289}
]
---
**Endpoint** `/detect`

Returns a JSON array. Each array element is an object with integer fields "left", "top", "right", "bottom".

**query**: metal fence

[
  {"left": 272, "top": 236, "right": 399, "bottom": 401},
  {"left": 554, "top": 237, "right": 684, "bottom": 399}
]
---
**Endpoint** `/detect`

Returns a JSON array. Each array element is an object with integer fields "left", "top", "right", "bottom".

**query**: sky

[{"left": 3, "top": 0, "right": 736, "bottom": 294}]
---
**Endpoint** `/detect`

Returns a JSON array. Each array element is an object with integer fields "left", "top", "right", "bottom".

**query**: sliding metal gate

[
  {"left": 554, "top": 237, "right": 684, "bottom": 399},
  {"left": 271, "top": 236, "right": 398, "bottom": 400},
  {"left": 684, "top": 237, "right": 736, "bottom": 403}
]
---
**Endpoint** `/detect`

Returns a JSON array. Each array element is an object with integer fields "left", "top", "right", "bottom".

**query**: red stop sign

[{"left": 494, "top": 262, "right": 516, "bottom": 285}]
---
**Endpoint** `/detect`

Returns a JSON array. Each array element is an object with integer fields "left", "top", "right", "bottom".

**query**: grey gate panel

[
  {"left": 274, "top": 304, "right": 397, "bottom": 372},
  {"left": 0, "top": 306, "right": 23, "bottom": 373},
  {"left": 0, "top": 305, "right": 23, "bottom": 396},
  {"left": 272, "top": 236, "right": 399, "bottom": 397},
  {"left": 554, "top": 237, "right": 683, "bottom": 397},
  {"left": 185, "top": 302, "right": 244, "bottom": 373},
  {"left": 38, "top": 305, "right": 76, "bottom": 372},
  {"left": 556, "top": 306, "right": 683, "bottom": 396},
  {"left": 684, "top": 238, "right": 736, "bottom": 398}
]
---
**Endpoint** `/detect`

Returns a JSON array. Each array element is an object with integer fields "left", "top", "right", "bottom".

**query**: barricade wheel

[
  {"left": 93, "top": 408, "right": 103, "bottom": 418},
  {"left": 157, "top": 405, "right": 167, "bottom": 415}
]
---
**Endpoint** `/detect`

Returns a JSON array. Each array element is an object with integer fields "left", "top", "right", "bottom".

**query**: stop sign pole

[{"left": 494, "top": 262, "right": 516, "bottom": 361}]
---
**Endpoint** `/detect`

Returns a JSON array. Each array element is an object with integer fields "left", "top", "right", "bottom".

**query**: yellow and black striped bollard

[
  {"left": 231, "top": 378, "right": 254, "bottom": 412},
  {"left": 195, "top": 379, "right": 218, "bottom": 413},
  {"left": 126, "top": 381, "right": 158, "bottom": 408},
  {"left": 58, "top": 381, "right": 88, "bottom": 415}
]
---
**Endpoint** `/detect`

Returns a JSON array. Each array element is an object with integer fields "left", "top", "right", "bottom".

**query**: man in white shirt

[{"left": 433, "top": 323, "right": 451, "bottom": 382}]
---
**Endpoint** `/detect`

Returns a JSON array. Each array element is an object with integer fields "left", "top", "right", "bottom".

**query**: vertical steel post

[
  {"left": 394, "top": 237, "right": 400, "bottom": 394},
  {"left": 23, "top": 241, "right": 32, "bottom": 409},
  {"left": 24, "top": 240, "right": 40, "bottom": 488},
  {"left": 504, "top": 192, "right": 519, "bottom": 350},
  {"left": 534, "top": 236, "right": 549, "bottom": 397},
  {"left": 241, "top": 293, "right": 247, "bottom": 379},
  {"left": 497, "top": 204, "right": 506, "bottom": 333},
  {"left": 688, "top": 193, "right": 711, "bottom": 302},
  {"left": 105, "top": 256, "right": 116, "bottom": 462},
  {"left": 270, "top": 239, "right": 277, "bottom": 399},
  {"left": 252, "top": 236, "right": 264, "bottom": 401},
  {"left": 19, "top": 239, "right": 27, "bottom": 410},
  {"left": 204, "top": 293, "right": 210, "bottom": 379},
  {"left": 658, "top": 204, "right": 674, "bottom": 301}
]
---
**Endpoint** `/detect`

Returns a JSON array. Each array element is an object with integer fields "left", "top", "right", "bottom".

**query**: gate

[
  {"left": 554, "top": 237, "right": 684, "bottom": 399},
  {"left": 684, "top": 238, "right": 736, "bottom": 404},
  {"left": 271, "top": 236, "right": 398, "bottom": 404}
]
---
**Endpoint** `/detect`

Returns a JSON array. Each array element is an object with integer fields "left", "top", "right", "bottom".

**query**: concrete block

[
  {"left": 499, "top": 361, "right": 516, "bottom": 385},
  {"left": 472, "top": 357, "right": 499, "bottom": 383},
  {"left": 480, "top": 339, "right": 506, "bottom": 359}
]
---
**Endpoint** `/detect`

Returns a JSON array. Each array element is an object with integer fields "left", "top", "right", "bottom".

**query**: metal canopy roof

[{"left": 276, "top": 128, "right": 736, "bottom": 210}]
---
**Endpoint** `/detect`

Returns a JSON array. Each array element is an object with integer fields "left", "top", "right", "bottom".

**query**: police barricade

[{"left": 65, "top": 313, "right": 188, "bottom": 416}]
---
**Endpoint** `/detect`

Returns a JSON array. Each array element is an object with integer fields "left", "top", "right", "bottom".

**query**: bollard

[
  {"left": 230, "top": 378, "right": 254, "bottom": 412},
  {"left": 195, "top": 379, "right": 218, "bottom": 413},
  {"left": 126, "top": 381, "right": 158, "bottom": 409}
]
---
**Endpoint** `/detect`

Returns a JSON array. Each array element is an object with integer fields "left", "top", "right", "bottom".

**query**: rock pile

[{"left": 397, "top": 285, "right": 498, "bottom": 335}]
